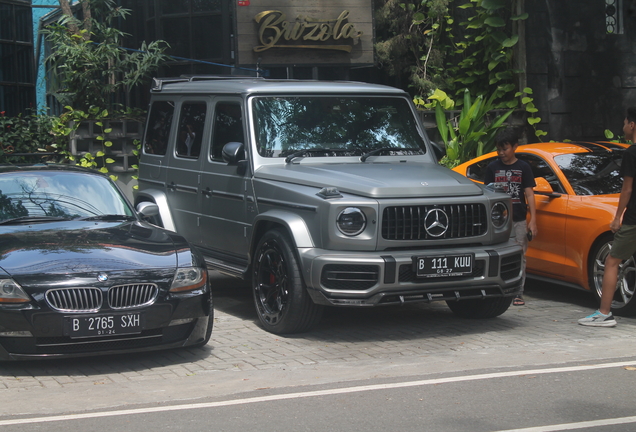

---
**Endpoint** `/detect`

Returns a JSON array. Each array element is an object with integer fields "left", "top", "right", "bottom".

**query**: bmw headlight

[
  {"left": 337, "top": 207, "right": 367, "bottom": 236},
  {"left": 0, "top": 279, "right": 30, "bottom": 303},
  {"left": 491, "top": 202, "right": 509, "bottom": 228},
  {"left": 170, "top": 267, "right": 207, "bottom": 293}
]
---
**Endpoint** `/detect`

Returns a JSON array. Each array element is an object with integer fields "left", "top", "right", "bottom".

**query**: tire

[
  {"left": 589, "top": 233, "right": 636, "bottom": 316},
  {"left": 446, "top": 297, "right": 513, "bottom": 318},
  {"left": 252, "top": 229, "right": 323, "bottom": 334},
  {"left": 192, "top": 293, "right": 214, "bottom": 348}
]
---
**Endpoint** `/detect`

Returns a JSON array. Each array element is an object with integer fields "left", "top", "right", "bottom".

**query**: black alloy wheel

[{"left": 252, "top": 229, "right": 323, "bottom": 334}]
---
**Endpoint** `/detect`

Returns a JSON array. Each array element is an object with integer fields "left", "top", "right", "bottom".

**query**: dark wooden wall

[{"left": 525, "top": 0, "right": 636, "bottom": 141}]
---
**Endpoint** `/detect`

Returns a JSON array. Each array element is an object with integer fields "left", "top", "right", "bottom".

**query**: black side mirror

[
  {"left": 221, "top": 142, "right": 248, "bottom": 175},
  {"left": 222, "top": 142, "right": 245, "bottom": 164}
]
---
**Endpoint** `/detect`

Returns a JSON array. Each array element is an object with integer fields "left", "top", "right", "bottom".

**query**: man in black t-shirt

[
  {"left": 484, "top": 127, "right": 537, "bottom": 306},
  {"left": 579, "top": 107, "right": 636, "bottom": 327}
]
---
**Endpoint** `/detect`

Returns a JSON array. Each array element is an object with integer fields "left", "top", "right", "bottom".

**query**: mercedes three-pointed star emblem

[{"left": 424, "top": 208, "right": 449, "bottom": 237}]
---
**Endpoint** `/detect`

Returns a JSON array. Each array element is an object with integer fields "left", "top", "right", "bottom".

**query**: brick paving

[{"left": 1, "top": 272, "right": 635, "bottom": 416}]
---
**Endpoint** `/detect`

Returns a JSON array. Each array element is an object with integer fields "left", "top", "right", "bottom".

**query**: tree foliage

[
  {"left": 43, "top": 0, "right": 169, "bottom": 111},
  {"left": 375, "top": 0, "right": 452, "bottom": 97},
  {"left": 375, "top": 0, "right": 527, "bottom": 108}
]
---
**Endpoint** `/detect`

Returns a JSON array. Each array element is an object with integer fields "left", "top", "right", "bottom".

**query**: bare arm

[
  {"left": 611, "top": 176, "right": 633, "bottom": 232},
  {"left": 525, "top": 186, "right": 538, "bottom": 237}
]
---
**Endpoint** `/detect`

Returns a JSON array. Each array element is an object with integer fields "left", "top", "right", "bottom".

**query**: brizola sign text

[{"left": 253, "top": 10, "right": 363, "bottom": 52}]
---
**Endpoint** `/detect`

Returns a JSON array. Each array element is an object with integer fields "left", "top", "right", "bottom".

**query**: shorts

[{"left": 610, "top": 224, "right": 636, "bottom": 260}]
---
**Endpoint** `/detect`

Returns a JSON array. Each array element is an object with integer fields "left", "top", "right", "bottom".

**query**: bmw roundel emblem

[{"left": 97, "top": 273, "right": 109, "bottom": 282}]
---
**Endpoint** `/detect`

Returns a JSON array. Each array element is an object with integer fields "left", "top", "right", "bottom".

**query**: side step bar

[{"left": 204, "top": 256, "right": 248, "bottom": 279}]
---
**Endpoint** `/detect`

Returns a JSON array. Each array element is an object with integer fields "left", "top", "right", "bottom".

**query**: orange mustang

[{"left": 453, "top": 141, "right": 636, "bottom": 315}]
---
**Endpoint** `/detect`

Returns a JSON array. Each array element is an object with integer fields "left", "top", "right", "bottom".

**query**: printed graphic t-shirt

[{"left": 484, "top": 158, "right": 536, "bottom": 222}]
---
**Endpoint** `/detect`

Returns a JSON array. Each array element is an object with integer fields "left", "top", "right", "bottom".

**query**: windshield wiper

[
  {"left": 284, "top": 148, "right": 329, "bottom": 163},
  {"left": 360, "top": 147, "right": 395, "bottom": 162},
  {"left": 77, "top": 214, "right": 136, "bottom": 222},
  {"left": 0, "top": 216, "right": 73, "bottom": 226},
  {"left": 284, "top": 148, "right": 362, "bottom": 163}
]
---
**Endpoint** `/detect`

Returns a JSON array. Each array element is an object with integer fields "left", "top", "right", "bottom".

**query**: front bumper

[
  {"left": 299, "top": 241, "right": 523, "bottom": 307},
  {"left": 0, "top": 289, "right": 212, "bottom": 361}
]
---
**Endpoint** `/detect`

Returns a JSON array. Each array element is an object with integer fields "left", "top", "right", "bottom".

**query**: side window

[
  {"left": 517, "top": 153, "right": 565, "bottom": 193},
  {"left": 211, "top": 103, "right": 244, "bottom": 161},
  {"left": 176, "top": 102, "right": 206, "bottom": 158},
  {"left": 144, "top": 101, "right": 174, "bottom": 156},
  {"left": 466, "top": 157, "right": 497, "bottom": 181}
]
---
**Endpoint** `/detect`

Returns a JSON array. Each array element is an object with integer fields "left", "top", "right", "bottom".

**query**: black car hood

[{"left": 0, "top": 221, "right": 182, "bottom": 277}]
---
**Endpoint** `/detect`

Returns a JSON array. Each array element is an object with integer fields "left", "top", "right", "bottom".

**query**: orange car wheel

[{"left": 589, "top": 233, "right": 636, "bottom": 316}]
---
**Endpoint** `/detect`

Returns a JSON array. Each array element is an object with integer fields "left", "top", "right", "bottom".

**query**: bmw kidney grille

[{"left": 45, "top": 284, "right": 158, "bottom": 312}]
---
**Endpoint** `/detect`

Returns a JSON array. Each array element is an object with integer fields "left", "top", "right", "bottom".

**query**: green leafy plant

[
  {"left": 375, "top": 0, "right": 452, "bottom": 97},
  {"left": 50, "top": 105, "right": 145, "bottom": 182},
  {"left": 375, "top": 0, "right": 527, "bottom": 108},
  {"left": 515, "top": 87, "right": 547, "bottom": 141},
  {"left": 0, "top": 109, "right": 59, "bottom": 163},
  {"left": 444, "top": 0, "right": 527, "bottom": 107},
  {"left": 425, "top": 88, "right": 513, "bottom": 167},
  {"left": 42, "top": 0, "right": 169, "bottom": 111},
  {"left": 604, "top": 129, "right": 630, "bottom": 143}
]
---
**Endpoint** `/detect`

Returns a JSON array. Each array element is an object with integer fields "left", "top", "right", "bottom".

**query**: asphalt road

[{"left": 1, "top": 273, "right": 636, "bottom": 431}]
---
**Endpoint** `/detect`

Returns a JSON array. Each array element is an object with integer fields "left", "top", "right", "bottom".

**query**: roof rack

[
  {"left": 184, "top": 75, "right": 265, "bottom": 82},
  {"left": 151, "top": 75, "right": 266, "bottom": 91},
  {"left": 151, "top": 77, "right": 190, "bottom": 91}
]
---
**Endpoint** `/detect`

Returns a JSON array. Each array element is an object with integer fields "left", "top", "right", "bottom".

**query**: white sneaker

[{"left": 578, "top": 310, "right": 617, "bottom": 327}]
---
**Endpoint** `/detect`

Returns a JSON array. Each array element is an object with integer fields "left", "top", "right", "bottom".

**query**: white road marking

[
  {"left": 1, "top": 360, "right": 635, "bottom": 427},
  {"left": 493, "top": 416, "right": 636, "bottom": 432}
]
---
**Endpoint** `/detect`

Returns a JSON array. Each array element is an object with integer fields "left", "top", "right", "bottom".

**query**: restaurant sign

[
  {"left": 253, "top": 10, "right": 363, "bottom": 52},
  {"left": 236, "top": 0, "right": 374, "bottom": 66}
]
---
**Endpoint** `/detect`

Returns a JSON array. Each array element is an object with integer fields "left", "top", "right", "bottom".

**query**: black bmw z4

[{"left": 0, "top": 164, "right": 213, "bottom": 360}]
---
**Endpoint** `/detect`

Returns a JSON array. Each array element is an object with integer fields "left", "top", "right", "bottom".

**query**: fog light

[{"left": 168, "top": 318, "right": 195, "bottom": 326}]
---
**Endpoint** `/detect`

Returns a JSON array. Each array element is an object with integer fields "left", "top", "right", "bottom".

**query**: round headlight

[
  {"left": 491, "top": 202, "right": 509, "bottom": 228},
  {"left": 337, "top": 207, "right": 367, "bottom": 236}
]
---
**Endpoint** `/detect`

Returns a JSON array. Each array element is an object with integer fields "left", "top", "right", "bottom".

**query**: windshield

[
  {"left": 554, "top": 151, "right": 623, "bottom": 195},
  {"left": 252, "top": 96, "right": 427, "bottom": 158},
  {"left": 0, "top": 171, "right": 134, "bottom": 222}
]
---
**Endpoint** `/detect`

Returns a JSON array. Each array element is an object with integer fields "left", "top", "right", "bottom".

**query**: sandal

[{"left": 513, "top": 296, "right": 525, "bottom": 306}]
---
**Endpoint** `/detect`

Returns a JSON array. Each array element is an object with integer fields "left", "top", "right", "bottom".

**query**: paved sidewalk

[{"left": 1, "top": 272, "right": 635, "bottom": 417}]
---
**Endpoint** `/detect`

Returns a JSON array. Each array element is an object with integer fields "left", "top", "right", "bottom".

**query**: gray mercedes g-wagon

[{"left": 136, "top": 76, "right": 523, "bottom": 334}]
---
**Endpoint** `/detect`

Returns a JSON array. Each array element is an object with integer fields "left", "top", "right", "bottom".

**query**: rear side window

[
  {"left": 144, "top": 101, "right": 174, "bottom": 156},
  {"left": 176, "top": 102, "right": 206, "bottom": 158}
]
